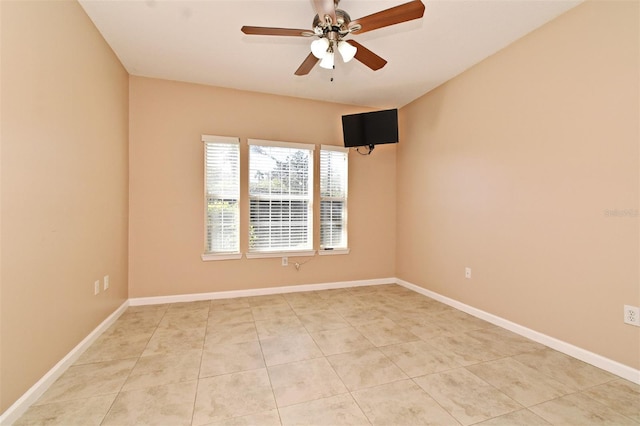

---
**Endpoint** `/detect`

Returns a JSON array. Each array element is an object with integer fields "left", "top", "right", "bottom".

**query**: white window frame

[
  {"left": 319, "top": 145, "right": 350, "bottom": 255},
  {"left": 246, "top": 139, "right": 315, "bottom": 258},
  {"left": 202, "top": 135, "right": 242, "bottom": 261}
]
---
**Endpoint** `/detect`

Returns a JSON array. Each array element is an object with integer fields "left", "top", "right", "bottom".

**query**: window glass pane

[
  {"left": 249, "top": 142, "right": 313, "bottom": 252},
  {"left": 206, "top": 143, "right": 240, "bottom": 197},
  {"left": 249, "top": 145, "right": 310, "bottom": 196},
  {"left": 320, "top": 149, "right": 347, "bottom": 198},
  {"left": 320, "top": 148, "right": 348, "bottom": 249},
  {"left": 207, "top": 198, "right": 239, "bottom": 252},
  {"left": 320, "top": 200, "right": 344, "bottom": 248},
  {"left": 205, "top": 139, "right": 240, "bottom": 253}
]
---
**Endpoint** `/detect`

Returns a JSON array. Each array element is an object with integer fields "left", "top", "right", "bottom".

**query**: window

[
  {"left": 203, "top": 135, "right": 240, "bottom": 260},
  {"left": 320, "top": 145, "right": 348, "bottom": 252},
  {"left": 248, "top": 139, "right": 314, "bottom": 255}
]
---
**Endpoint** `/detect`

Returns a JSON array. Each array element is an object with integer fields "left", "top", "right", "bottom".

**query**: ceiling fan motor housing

[{"left": 313, "top": 9, "right": 352, "bottom": 36}]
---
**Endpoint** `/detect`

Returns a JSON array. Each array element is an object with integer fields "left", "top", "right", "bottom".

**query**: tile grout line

[
  {"left": 189, "top": 302, "right": 213, "bottom": 426},
  {"left": 250, "top": 299, "right": 284, "bottom": 425},
  {"left": 99, "top": 307, "right": 167, "bottom": 425},
  {"left": 14, "top": 285, "right": 640, "bottom": 425},
  {"left": 290, "top": 289, "right": 373, "bottom": 425}
]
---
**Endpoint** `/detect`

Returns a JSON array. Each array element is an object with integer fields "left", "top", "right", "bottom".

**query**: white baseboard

[
  {"left": 3, "top": 276, "right": 638, "bottom": 425},
  {"left": 396, "top": 278, "right": 640, "bottom": 385},
  {"left": 0, "top": 300, "right": 129, "bottom": 426},
  {"left": 131, "top": 276, "right": 639, "bottom": 383},
  {"left": 129, "top": 278, "right": 395, "bottom": 306},
  {"left": 2, "top": 279, "right": 392, "bottom": 423}
]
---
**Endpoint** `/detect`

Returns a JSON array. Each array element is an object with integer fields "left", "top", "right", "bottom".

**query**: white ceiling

[{"left": 79, "top": 0, "right": 582, "bottom": 109}]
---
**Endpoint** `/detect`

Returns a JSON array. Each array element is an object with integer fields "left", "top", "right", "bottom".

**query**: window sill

[
  {"left": 245, "top": 250, "right": 316, "bottom": 259},
  {"left": 201, "top": 253, "right": 243, "bottom": 261},
  {"left": 318, "top": 248, "right": 350, "bottom": 256},
  {"left": 203, "top": 249, "right": 346, "bottom": 261}
]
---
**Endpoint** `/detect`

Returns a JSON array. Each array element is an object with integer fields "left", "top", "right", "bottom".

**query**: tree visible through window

[{"left": 248, "top": 140, "right": 314, "bottom": 252}]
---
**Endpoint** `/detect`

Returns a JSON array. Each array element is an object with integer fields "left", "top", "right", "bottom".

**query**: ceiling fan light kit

[
  {"left": 312, "top": 39, "right": 357, "bottom": 69},
  {"left": 311, "top": 38, "right": 330, "bottom": 59},
  {"left": 337, "top": 41, "right": 357, "bottom": 62},
  {"left": 240, "top": 0, "right": 425, "bottom": 75},
  {"left": 320, "top": 52, "right": 336, "bottom": 69}
]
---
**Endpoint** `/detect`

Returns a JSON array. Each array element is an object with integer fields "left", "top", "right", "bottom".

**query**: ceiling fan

[{"left": 241, "top": 0, "right": 425, "bottom": 76}]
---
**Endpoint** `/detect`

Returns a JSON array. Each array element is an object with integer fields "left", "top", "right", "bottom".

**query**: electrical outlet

[
  {"left": 465, "top": 267, "right": 472, "bottom": 279},
  {"left": 623, "top": 305, "right": 640, "bottom": 326},
  {"left": 94, "top": 280, "right": 100, "bottom": 295},
  {"left": 103, "top": 275, "right": 109, "bottom": 290},
  {"left": 282, "top": 257, "right": 288, "bottom": 267}
]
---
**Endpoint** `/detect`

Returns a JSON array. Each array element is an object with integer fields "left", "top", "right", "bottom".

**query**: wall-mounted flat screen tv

[{"left": 341, "top": 108, "right": 398, "bottom": 148}]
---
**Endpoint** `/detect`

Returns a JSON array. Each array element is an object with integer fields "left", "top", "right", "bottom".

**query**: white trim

[
  {"left": 318, "top": 248, "right": 350, "bottom": 256},
  {"left": 201, "top": 252, "right": 243, "bottom": 261},
  {"left": 0, "top": 300, "right": 129, "bottom": 425},
  {"left": 395, "top": 278, "right": 640, "bottom": 385},
  {"left": 247, "top": 138, "right": 316, "bottom": 151},
  {"left": 245, "top": 250, "right": 316, "bottom": 259},
  {"left": 320, "top": 144, "right": 349, "bottom": 153},
  {"left": 201, "top": 135, "right": 239, "bottom": 144},
  {"left": 6, "top": 277, "right": 639, "bottom": 425},
  {"left": 128, "top": 278, "right": 395, "bottom": 306}
]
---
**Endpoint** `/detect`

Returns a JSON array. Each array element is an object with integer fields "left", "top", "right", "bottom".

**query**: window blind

[
  {"left": 248, "top": 139, "right": 314, "bottom": 252},
  {"left": 320, "top": 145, "right": 348, "bottom": 250},
  {"left": 203, "top": 136, "right": 240, "bottom": 254}
]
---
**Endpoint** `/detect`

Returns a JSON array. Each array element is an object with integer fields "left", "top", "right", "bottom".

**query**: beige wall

[
  {"left": 0, "top": 0, "right": 129, "bottom": 412},
  {"left": 2, "top": 0, "right": 638, "bottom": 415},
  {"left": 129, "top": 77, "right": 396, "bottom": 298},
  {"left": 397, "top": 0, "right": 639, "bottom": 369}
]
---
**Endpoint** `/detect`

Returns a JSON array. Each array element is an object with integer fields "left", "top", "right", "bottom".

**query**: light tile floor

[{"left": 15, "top": 284, "right": 640, "bottom": 425}]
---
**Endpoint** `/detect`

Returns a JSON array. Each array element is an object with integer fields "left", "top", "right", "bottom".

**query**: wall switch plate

[
  {"left": 94, "top": 280, "right": 100, "bottom": 295},
  {"left": 103, "top": 275, "right": 109, "bottom": 290},
  {"left": 465, "top": 267, "right": 472, "bottom": 279},
  {"left": 623, "top": 305, "right": 640, "bottom": 326},
  {"left": 282, "top": 257, "right": 288, "bottom": 267}
]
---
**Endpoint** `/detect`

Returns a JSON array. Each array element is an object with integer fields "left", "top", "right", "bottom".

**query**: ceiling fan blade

[
  {"left": 349, "top": 0, "right": 425, "bottom": 34},
  {"left": 312, "top": 0, "right": 337, "bottom": 26},
  {"left": 295, "top": 53, "right": 320, "bottom": 76},
  {"left": 346, "top": 40, "right": 387, "bottom": 71},
  {"left": 241, "top": 26, "right": 314, "bottom": 37}
]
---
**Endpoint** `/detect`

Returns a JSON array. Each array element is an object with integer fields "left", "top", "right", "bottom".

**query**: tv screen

[{"left": 341, "top": 108, "right": 398, "bottom": 148}]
